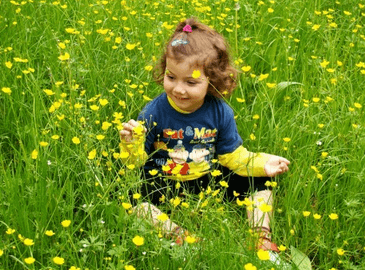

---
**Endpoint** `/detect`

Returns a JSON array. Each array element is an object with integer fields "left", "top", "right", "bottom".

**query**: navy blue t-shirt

[{"left": 137, "top": 93, "right": 243, "bottom": 177}]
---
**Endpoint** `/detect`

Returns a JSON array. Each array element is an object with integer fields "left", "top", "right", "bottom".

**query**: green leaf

[
  {"left": 276, "top": 82, "right": 303, "bottom": 91},
  {"left": 290, "top": 246, "right": 312, "bottom": 270}
]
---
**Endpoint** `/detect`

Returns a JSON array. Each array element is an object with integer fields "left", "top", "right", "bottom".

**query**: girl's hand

[
  {"left": 264, "top": 155, "right": 290, "bottom": 177},
  {"left": 120, "top": 119, "right": 146, "bottom": 142}
]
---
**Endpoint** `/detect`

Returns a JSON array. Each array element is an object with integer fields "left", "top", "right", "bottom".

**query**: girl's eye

[
  {"left": 187, "top": 81, "right": 196, "bottom": 85},
  {"left": 167, "top": 75, "right": 174, "bottom": 80}
]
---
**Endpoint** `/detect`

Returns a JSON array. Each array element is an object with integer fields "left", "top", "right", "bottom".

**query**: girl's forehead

[{"left": 166, "top": 57, "right": 204, "bottom": 73}]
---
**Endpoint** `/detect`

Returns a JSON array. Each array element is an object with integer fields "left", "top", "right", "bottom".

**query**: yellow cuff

[{"left": 218, "top": 146, "right": 270, "bottom": 177}]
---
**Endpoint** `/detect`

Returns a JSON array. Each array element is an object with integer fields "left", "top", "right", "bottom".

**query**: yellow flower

[
  {"left": 88, "top": 149, "right": 97, "bottom": 159},
  {"left": 145, "top": 65, "right": 153, "bottom": 71},
  {"left": 211, "top": 169, "right": 222, "bottom": 177},
  {"left": 132, "top": 235, "right": 144, "bottom": 246},
  {"left": 320, "top": 59, "right": 330, "bottom": 68},
  {"left": 132, "top": 193, "right": 141, "bottom": 200},
  {"left": 53, "top": 256, "right": 65, "bottom": 265},
  {"left": 236, "top": 97, "right": 245, "bottom": 103},
  {"left": 172, "top": 197, "right": 181, "bottom": 207},
  {"left": 61, "top": 220, "right": 71, "bottom": 228},
  {"left": 72, "top": 137, "right": 80, "bottom": 144},
  {"left": 148, "top": 169, "right": 158, "bottom": 176},
  {"left": 126, "top": 43, "right": 136, "bottom": 50},
  {"left": 337, "top": 248, "right": 345, "bottom": 256},
  {"left": 58, "top": 53, "right": 70, "bottom": 61},
  {"left": 90, "top": 105, "right": 100, "bottom": 111},
  {"left": 122, "top": 202, "right": 132, "bottom": 210},
  {"left": 185, "top": 235, "right": 196, "bottom": 244},
  {"left": 45, "top": 230, "right": 55, "bottom": 236},
  {"left": 259, "top": 203, "right": 272, "bottom": 212},
  {"left": 244, "top": 263, "right": 257, "bottom": 270},
  {"left": 125, "top": 265, "right": 136, "bottom": 270},
  {"left": 241, "top": 66, "right": 251, "bottom": 72},
  {"left": 313, "top": 213, "right": 321, "bottom": 219},
  {"left": 157, "top": 213, "right": 169, "bottom": 222},
  {"left": 102, "top": 121, "right": 112, "bottom": 130},
  {"left": 257, "top": 249, "right": 270, "bottom": 260},
  {"left": 31, "top": 150, "right": 38, "bottom": 159},
  {"left": 96, "top": 135, "right": 105, "bottom": 140},
  {"left": 99, "top": 98, "right": 109, "bottom": 106},
  {"left": 278, "top": 245, "right": 287, "bottom": 252},
  {"left": 329, "top": 213, "right": 338, "bottom": 220},
  {"left": 6, "top": 228, "right": 16, "bottom": 234},
  {"left": 312, "top": 24, "right": 321, "bottom": 31},
  {"left": 283, "top": 137, "right": 291, "bottom": 142},
  {"left": 219, "top": 181, "right": 229, "bottom": 188},
  {"left": 258, "top": 73, "right": 269, "bottom": 81},
  {"left": 354, "top": 102, "right": 362, "bottom": 109},
  {"left": 43, "top": 89, "right": 55, "bottom": 96},
  {"left": 192, "top": 70, "right": 201, "bottom": 79},
  {"left": 249, "top": 133, "right": 256, "bottom": 141},
  {"left": 58, "top": 42, "right": 66, "bottom": 49},
  {"left": 268, "top": 8, "right": 274, "bottom": 13},
  {"left": 5, "top": 61, "right": 13, "bottom": 69},
  {"left": 252, "top": 114, "right": 260, "bottom": 120},
  {"left": 127, "top": 164, "right": 135, "bottom": 170},
  {"left": 24, "top": 257, "right": 36, "bottom": 264},
  {"left": 0, "top": 249, "right": 3, "bottom": 256},
  {"left": 39, "top": 141, "right": 49, "bottom": 147},
  {"left": 317, "top": 173, "right": 323, "bottom": 180},
  {"left": 2, "top": 87, "right": 12, "bottom": 95},
  {"left": 312, "top": 97, "right": 320, "bottom": 103},
  {"left": 303, "top": 211, "right": 311, "bottom": 217},
  {"left": 23, "top": 238, "right": 34, "bottom": 246}
]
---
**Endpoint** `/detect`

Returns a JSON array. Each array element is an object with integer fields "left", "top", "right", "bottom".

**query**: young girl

[{"left": 120, "top": 17, "right": 290, "bottom": 251}]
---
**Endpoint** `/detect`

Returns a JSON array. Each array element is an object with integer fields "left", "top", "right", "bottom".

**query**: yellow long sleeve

[{"left": 218, "top": 145, "right": 270, "bottom": 177}]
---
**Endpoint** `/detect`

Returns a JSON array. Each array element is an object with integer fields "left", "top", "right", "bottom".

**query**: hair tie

[{"left": 183, "top": 24, "right": 192, "bottom": 33}]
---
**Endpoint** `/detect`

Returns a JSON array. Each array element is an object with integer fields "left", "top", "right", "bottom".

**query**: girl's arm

[{"left": 218, "top": 146, "right": 290, "bottom": 177}]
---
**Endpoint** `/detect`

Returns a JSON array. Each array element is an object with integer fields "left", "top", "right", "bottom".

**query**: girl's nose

[{"left": 173, "top": 83, "right": 186, "bottom": 95}]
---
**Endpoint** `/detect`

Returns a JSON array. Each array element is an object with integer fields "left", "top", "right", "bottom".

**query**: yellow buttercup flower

[
  {"left": 185, "top": 235, "right": 196, "bottom": 244},
  {"left": 58, "top": 52, "right": 70, "bottom": 61},
  {"left": 2, "top": 87, "right": 12, "bottom": 95},
  {"left": 53, "top": 256, "right": 65, "bottom": 265},
  {"left": 61, "top": 220, "right": 71, "bottom": 228},
  {"left": 31, "top": 150, "right": 38, "bottom": 159},
  {"left": 45, "top": 230, "right": 55, "bottom": 236},
  {"left": 157, "top": 213, "right": 169, "bottom": 222},
  {"left": 257, "top": 249, "right": 270, "bottom": 260},
  {"left": 191, "top": 70, "right": 201, "bottom": 79},
  {"left": 122, "top": 202, "right": 132, "bottom": 209},
  {"left": 6, "top": 228, "right": 16, "bottom": 234},
  {"left": 23, "top": 238, "right": 34, "bottom": 246},
  {"left": 244, "top": 263, "right": 257, "bottom": 270},
  {"left": 132, "top": 235, "right": 144, "bottom": 246},
  {"left": 24, "top": 257, "right": 36, "bottom": 264}
]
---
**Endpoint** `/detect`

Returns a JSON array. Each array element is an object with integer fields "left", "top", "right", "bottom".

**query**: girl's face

[{"left": 164, "top": 57, "right": 209, "bottom": 113}]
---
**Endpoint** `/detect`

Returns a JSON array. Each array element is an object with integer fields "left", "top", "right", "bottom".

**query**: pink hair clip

[{"left": 183, "top": 24, "right": 192, "bottom": 33}]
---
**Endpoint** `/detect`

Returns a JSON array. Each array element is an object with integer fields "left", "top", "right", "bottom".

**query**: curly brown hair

[{"left": 153, "top": 17, "right": 239, "bottom": 98}]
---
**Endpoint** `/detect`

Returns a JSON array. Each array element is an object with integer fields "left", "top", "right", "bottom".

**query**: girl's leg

[
  {"left": 134, "top": 202, "right": 180, "bottom": 234},
  {"left": 246, "top": 189, "right": 273, "bottom": 230}
]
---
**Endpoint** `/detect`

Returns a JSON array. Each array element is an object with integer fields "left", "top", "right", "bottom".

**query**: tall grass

[{"left": 1, "top": 0, "right": 365, "bottom": 269}]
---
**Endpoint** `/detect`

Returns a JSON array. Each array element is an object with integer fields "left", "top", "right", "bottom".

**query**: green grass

[{"left": 1, "top": 0, "right": 365, "bottom": 269}]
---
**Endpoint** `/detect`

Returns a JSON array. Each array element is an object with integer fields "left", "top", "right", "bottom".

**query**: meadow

[{"left": 1, "top": 0, "right": 365, "bottom": 269}]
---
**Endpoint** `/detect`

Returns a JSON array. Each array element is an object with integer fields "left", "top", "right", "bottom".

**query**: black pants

[{"left": 142, "top": 165, "right": 271, "bottom": 206}]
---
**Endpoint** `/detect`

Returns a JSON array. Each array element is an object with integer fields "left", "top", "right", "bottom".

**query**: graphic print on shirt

[{"left": 155, "top": 125, "right": 217, "bottom": 176}]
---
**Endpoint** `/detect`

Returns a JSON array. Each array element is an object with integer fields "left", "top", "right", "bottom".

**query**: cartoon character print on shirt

[
  {"left": 166, "top": 140, "right": 190, "bottom": 175},
  {"left": 188, "top": 143, "right": 210, "bottom": 175}
]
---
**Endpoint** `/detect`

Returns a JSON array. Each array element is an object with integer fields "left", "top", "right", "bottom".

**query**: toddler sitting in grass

[{"left": 120, "top": 17, "right": 290, "bottom": 252}]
